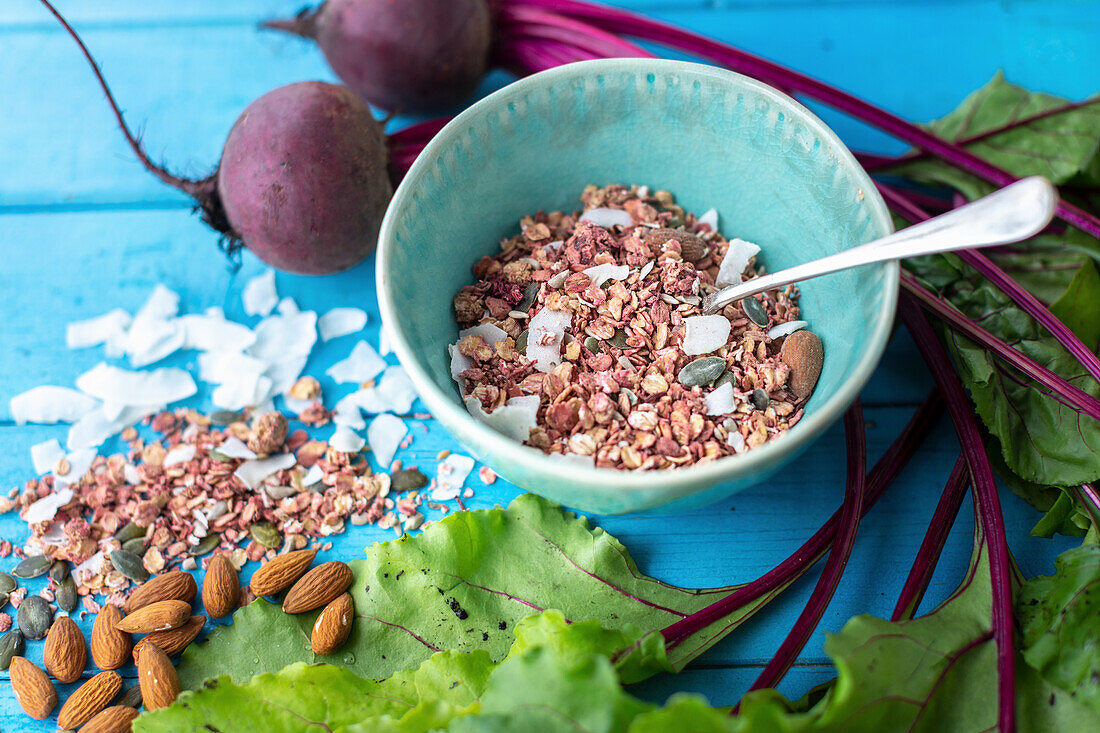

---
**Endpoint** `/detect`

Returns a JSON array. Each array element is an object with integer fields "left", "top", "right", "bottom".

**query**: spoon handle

[{"left": 702, "top": 176, "right": 1058, "bottom": 314}]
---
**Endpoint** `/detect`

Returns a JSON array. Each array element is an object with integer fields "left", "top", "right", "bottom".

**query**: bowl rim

[{"left": 378, "top": 58, "right": 897, "bottom": 493}]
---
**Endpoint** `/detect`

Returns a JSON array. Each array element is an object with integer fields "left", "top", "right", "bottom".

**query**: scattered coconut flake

[
  {"left": 67, "top": 404, "right": 161, "bottom": 450},
  {"left": 211, "top": 373, "right": 270, "bottom": 411},
  {"left": 458, "top": 322, "right": 508, "bottom": 347},
  {"left": 357, "top": 366, "right": 417, "bottom": 414},
  {"left": 66, "top": 308, "right": 132, "bottom": 349},
  {"left": 525, "top": 307, "right": 572, "bottom": 373},
  {"left": 705, "top": 382, "right": 738, "bottom": 416},
  {"left": 124, "top": 314, "right": 185, "bottom": 368},
  {"left": 583, "top": 263, "right": 631, "bottom": 287},
  {"left": 379, "top": 323, "right": 395, "bottom": 356},
  {"left": 263, "top": 355, "right": 310, "bottom": 397},
  {"left": 247, "top": 311, "right": 317, "bottom": 364},
  {"left": 123, "top": 463, "right": 141, "bottom": 485},
  {"left": 698, "top": 208, "right": 719, "bottom": 231},
  {"left": 30, "top": 439, "right": 66, "bottom": 475},
  {"left": 432, "top": 454, "right": 475, "bottom": 501},
  {"left": 198, "top": 351, "right": 266, "bottom": 384},
  {"left": 367, "top": 414, "right": 406, "bottom": 469},
  {"left": 716, "top": 238, "right": 761, "bottom": 286},
  {"left": 164, "top": 444, "right": 196, "bottom": 467},
  {"left": 326, "top": 341, "right": 386, "bottom": 384},
  {"left": 464, "top": 395, "right": 539, "bottom": 442},
  {"left": 218, "top": 437, "right": 258, "bottom": 460},
  {"left": 243, "top": 270, "right": 278, "bottom": 317},
  {"left": 547, "top": 270, "right": 570, "bottom": 289},
  {"left": 74, "top": 551, "right": 105, "bottom": 579},
  {"left": 24, "top": 488, "right": 74, "bottom": 524},
  {"left": 727, "top": 429, "right": 746, "bottom": 454},
  {"left": 319, "top": 307, "right": 368, "bottom": 341},
  {"left": 135, "top": 284, "right": 180, "bottom": 321},
  {"left": 282, "top": 395, "right": 315, "bottom": 415},
  {"left": 301, "top": 464, "right": 325, "bottom": 487},
  {"left": 233, "top": 453, "right": 296, "bottom": 489},
  {"left": 53, "top": 448, "right": 96, "bottom": 485},
  {"left": 332, "top": 391, "right": 367, "bottom": 430},
  {"left": 276, "top": 297, "right": 299, "bottom": 316},
  {"left": 330, "top": 424, "right": 366, "bottom": 453},
  {"left": 179, "top": 314, "right": 256, "bottom": 351},
  {"left": 638, "top": 261, "right": 655, "bottom": 280},
  {"left": 767, "top": 320, "right": 809, "bottom": 340},
  {"left": 580, "top": 207, "right": 634, "bottom": 229},
  {"left": 10, "top": 386, "right": 99, "bottom": 425},
  {"left": 682, "top": 315, "right": 732, "bottom": 356},
  {"left": 76, "top": 363, "right": 197, "bottom": 406}
]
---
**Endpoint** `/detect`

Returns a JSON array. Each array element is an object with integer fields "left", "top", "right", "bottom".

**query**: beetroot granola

[{"left": 449, "top": 184, "right": 824, "bottom": 471}]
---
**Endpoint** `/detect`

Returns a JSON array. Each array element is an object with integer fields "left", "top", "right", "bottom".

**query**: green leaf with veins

[
  {"left": 1017, "top": 540, "right": 1100, "bottom": 713},
  {"left": 177, "top": 494, "right": 796, "bottom": 690},
  {"left": 1051, "top": 259, "right": 1100, "bottom": 350}
]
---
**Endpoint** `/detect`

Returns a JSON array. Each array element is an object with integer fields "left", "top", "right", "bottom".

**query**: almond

[
  {"left": 78, "top": 705, "right": 140, "bottom": 733},
  {"left": 91, "top": 604, "right": 132, "bottom": 670},
  {"left": 780, "top": 329, "right": 824, "bottom": 398},
  {"left": 202, "top": 553, "right": 240, "bottom": 619},
  {"left": 311, "top": 592, "right": 353, "bottom": 655},
  {"left": 137, "top": 644, "right": 180, "bottom": 710},
  {"left": 58, "top": 670, "right": 122, "bottom": 729},
  {"left": 282, "top": 560, "right": 353, "bottom": 614},
  {"left": 124, "top": 570, "right": 197, "bottom": 614},
  {"left": 9, "top": 656, "right": 57, "bottom": 720},
  {"left": 642, "top": 227, "right": 709, "bottom": 261},
  {"left": 249, "top": 548, "right": 317, "bottom": 597},
  {"left": 132, "top": 615, "right": 205, "bottom": 662},
  {"left": 117, "top": 599, "right": 191, "bottom": 634},
  {"left": 44, "top": 615, "right": 86, "bottom": 683}
]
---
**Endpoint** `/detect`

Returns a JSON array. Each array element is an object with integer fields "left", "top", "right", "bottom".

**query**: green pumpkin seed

[
  {"left": 714, "top": 371, "right": 738, "bottom": 390},
  {"left": 391, "top": 468, "right": 428, "bottom": 492},
  {"left": 56, "top": 576, "right": 77, "bottom": 613},
  {"left": 667, "top": 216, "right": 686, "bottom": 229},
  {"left": 114, "top": 521, "right": 147, "bottom": 543},
  {"left": 122, "top": 537, "right": 147, "bottom": 555},
  {"left": 110, "top": 549, "right": 150, "bottom": 582},
  {"left": 249, "top": 521, "right": 282, "bottom": 549},
  {"left": 583, "top": 336, "right": 602, "bottom": 353},
  {"left": 12, "top": 554, "right": 52, "bottom": 579},
  {"left": 209, "top": 410, "right": 244, "bottom": 426},
  {"left": 48, "top": 560, "right": 70, "bottom": 583},
  {"left": 751, "top": 388, "right": 770, "bottom": 411},
  {"left": 620, "top": 388, "right": 638, "bottom": 406},
  {"left": 190, "top": 533, "right": 221, "bottom": 556},
  {"left": 118, "top": 685, "right": 143, "bottom": 709},
  {"left": 209, "top": 450, "right": 232, "bottom": 462},
  {"left": 608, "top": 329, "right": 630, "bottom": 349},
  {"left": 516, "top": 283, "right": 539, "bottom": 312},
  {"left": 17, "top": 595, "right": 52, "bottom": 640},
  {"left": 0, "top": 572, "right": 16, "bottom": 594},
  {"left": 742, "top": 297, "right": 769, "bottom": 327},
  {"left": 678, "top": 356, "right": 727, "bottom": 387},
  {"left": 515, "top": 329, "right": 529, "bottom": 354},
  {"left": 0, "top": 591, "right": 8, "bottom": 608},
  {"left": 0, "top": 629, "right": 24, "bottom": 671}
]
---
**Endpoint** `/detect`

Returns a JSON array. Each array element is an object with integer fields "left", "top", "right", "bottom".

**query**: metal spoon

[{"left": 701, "top": 176, "right": 1058, "bottom": 315}]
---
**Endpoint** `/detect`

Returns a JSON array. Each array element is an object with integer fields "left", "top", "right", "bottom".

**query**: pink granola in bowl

[{"left": 449, "top": 184, "right": 824, "bottom": 471}]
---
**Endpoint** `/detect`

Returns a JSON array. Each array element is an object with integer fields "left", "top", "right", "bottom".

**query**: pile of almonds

[{"left": 6, "top": 547, "right": 354, "bottom": 730}]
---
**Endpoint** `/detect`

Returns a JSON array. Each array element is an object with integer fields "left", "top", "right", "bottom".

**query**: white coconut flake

[
  {"left": 682, "top": 315, "right": 732, "bottom": 356},
  {"left": 583, "top": 263, "right": 631, "bottom": 287},
  {"left": 211, "top": 373, "right": 268, "bottom": 411},
  {"left": 326, "top": 341, "right": 386, "bottom": 384},
  {"left": 217, "top": 436, "right": 257, "bottom": 460},
  {"left": 767, "top": 320, "right": 809, "bottom": 340},
  {"left": 526, "top": 307, "right": 572, "bottom": 373},
  {"left": 76, "top": 362, "right": 197, "bottom": 407},
  {"left": 458, "top": 322, "right": 508, "bottom": 348},
  {"left": 134, "top": 284, "right": 180, "bottom": 320},
  {"left": 282, "top": 395, "right": 316, "bottom": 415},
  {"left": 357, "top": 366, "right": 417, "bottom": 414},
  {"left": 464, "top": 395, "right": 539, "bottom": 442},
  {"left": 330, "top": 424, "right": 366, "bottom": 454},
  {"left": 179, "top": 314, "right": 256, "bottom": 352},
  {"left": 123, "top": 463, "right": 141, "bottom": 485},
  {"left": 24, "top": 488, "right": 74, "bottom": 524},
  {"left": 31, "top": 439, "right": 66, "bottom": 475},
  {"left": 638, "top": 261, "right": 655, "bottom": 280},
  {"left": 263, "top": 355, "right": 310, "bottom": 397},
  {"left": 10, "top": 386, "right": 99, "bottom": 425},
  {"left": 705, "top": 382, "right": 738, "bottom": 416},
  {"left": 716, "top": 238, "right": 762, "bottom": 286},
  {"left": 727, "top": 429, "right": 746, "bottom": 454},
  {"left": 332, "top": 391, "right": 367, "bottom": 430},
  {"left": 243, "top": 270, "right": 278, "bottom": 317},
  {"left": 234, "top": 453, "right": 296, "bottom": 490},
  {"left": 449, "top": 344, "right": 473, "bottom": 389},
  {"left": 432, "top": 454, "right": 475, "bottom": 501},
  {"left": 247, "top": 311, "right": 317, "bottom": 364},
  {"left": 319, "top": 307, "right": 368, "bottom": 341},
  {"left": 548, "top": 452, "right": 596, "bottom": 467},
  {"left": 379, "top": 323, "right": 395, "bottom": 356},
  {"left": 698, "top": 208, "right": 719, "bottom": 231},
  {"left": 276, "top": 297, "right": 299, "bottom": 316},
  {"left": 125, "top": 315, "right": 185, "bottom": 368},
  {"left": 301, "top": 464, "right": 325, "bottom": 487},
  {"left": 67, "top": 404, "right": 160, "bottom": 451},
  {"left": 74, "top": 551, "right": 105, "bottom": 579},
  {"left": 580, "top": 207, "right": 634, "bottom": 229},
  {"left": 164, "top": 444, "right": 196, "bottom": 467},
  {"left": 66, "top": 308, "right": 132, "bottom": 349},
  {"left": 547, "top": 270, "right": 570, "bottom": 289},
  {"left": 198, "top": 351, "right": 266, "bottom": 385},
  {"left": 53, "top": 448, "right": 97, "bottom": 485},
  {"left": 367, "top": 414, "right": 406, "bottom": 469}
]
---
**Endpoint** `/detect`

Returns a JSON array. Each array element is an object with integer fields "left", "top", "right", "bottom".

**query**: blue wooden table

[{"left": 1, "top": 1, "right": 1095, "bottom": 728}]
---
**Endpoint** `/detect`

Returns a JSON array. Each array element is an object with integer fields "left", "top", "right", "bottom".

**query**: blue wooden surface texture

[{"left": 0, "top": 0, "right": 1094, "bottom": 728}]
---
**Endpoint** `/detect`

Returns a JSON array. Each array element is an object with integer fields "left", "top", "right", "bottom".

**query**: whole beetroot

[
  {"left": 42, "top": 1, "right": 392, "bottom": 275},
  {"left": 264, "top": 0, "right": 492, "bottom": 114}
]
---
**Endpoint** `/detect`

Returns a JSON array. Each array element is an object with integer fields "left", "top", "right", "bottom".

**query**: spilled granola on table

[{"left": 449, "top": 184, "right": 824, "bottom": 471}]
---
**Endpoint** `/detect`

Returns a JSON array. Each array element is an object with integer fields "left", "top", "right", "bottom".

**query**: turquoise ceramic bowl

[{"left": 378, "top": 59, "right": 896, "bottom": 514}]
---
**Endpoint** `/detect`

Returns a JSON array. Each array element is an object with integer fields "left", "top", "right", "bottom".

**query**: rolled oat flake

[
  {"left": 678, "top": 356, "right": 727, "bottom": 387},
  {"left": 12, "top": 554, "right": 52, "bottom": 579},
  {"left": 56, "top": 575, "right": 78, "bottom": 613},
  {"left": 751, "top": 388, "right": 770, "bottom": 410},
  {"left": 742, "top": 297, "right": 769, "bottom": 327},
  {"left": 110, "top": 549, "right": 150, "bottom": 582},
  {"left": 0, "top": 629, "right": 24, "bottom": 671},
  {"left": 17, "top": 594, "right": 52, "bottom": 640}
]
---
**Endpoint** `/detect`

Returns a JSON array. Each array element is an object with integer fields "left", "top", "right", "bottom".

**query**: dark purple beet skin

[{"left": 217, "top": 82, "right": 392, "bottom": 275}]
